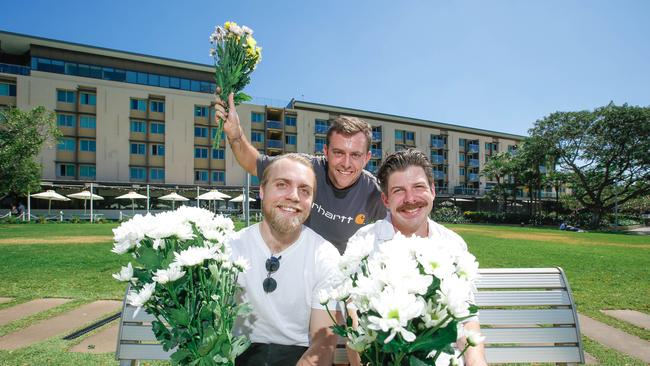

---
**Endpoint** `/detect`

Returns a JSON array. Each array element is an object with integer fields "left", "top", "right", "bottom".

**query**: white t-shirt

[{"left": 229, "top": 223, "right": 341, "bottom": 347}]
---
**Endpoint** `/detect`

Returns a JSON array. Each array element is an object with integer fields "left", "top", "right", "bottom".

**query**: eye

[
  {"left": 351, "top": 153, "right": 362, "bottom": 160},
  {"left": 276, "top": 181, "right": 287, "bottom": 189}
]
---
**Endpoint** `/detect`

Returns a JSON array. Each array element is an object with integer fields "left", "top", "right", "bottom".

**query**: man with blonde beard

[
  {"left": 228, "top": 153, "right": 341, "bottom": 366},
  {"left": 346, "top": 149, "right": 487, "bottom": 366}
]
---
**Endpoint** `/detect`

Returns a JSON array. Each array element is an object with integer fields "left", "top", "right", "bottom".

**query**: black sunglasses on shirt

[{"left": 263, "top": 255, "right": 281, "bottom": 293}]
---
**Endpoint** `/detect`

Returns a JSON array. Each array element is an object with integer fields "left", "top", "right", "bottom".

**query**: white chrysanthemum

[
  {"left": 153, "top": 264, "right": 186, "bottom": 284},
  {"left": 112, "top": 263, "right": 133, "bottom": 282},
  {"left": 422, "top": 298, "right": 452, "bottom": 328},
  {"left": 173, "top": 246, "right": 219, "bottom": 267},
  {"left": 367, "top": 287, "right": 425, "bottom": 343},
  {"left": 112, "top": 214, "right": 154, "bottom": 254},
  {"left": 465, "top": 329, "right": 486, "bottom": 347},
  {"left": 241, "top": 25, "right": 253, "bottom": 35},
  {"left": 455, "top": 251, "right": 480, "bottom": 283},
  {"left": 438, "top": 276, "right": 473, "bottom": 319},
  {"left": 318, "top": 289, "right": 331, "bottom": 306},
  {"left": 233, "top": 257, "right": 250, "bottom": 272},
  {"left": 127, "top": 282, "right": 156, "bottom": 317},
  {"left": 416, "top": 244, "right": 456, "bottom": 280}
]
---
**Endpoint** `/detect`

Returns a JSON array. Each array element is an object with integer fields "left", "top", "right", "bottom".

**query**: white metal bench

[{"left": 116, "top": 267, "right": 585, "bottom": 365}]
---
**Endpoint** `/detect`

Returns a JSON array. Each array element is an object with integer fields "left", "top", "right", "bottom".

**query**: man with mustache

[
  {"left": 216, "top": 92, "right": 386, "bottom": 254},
  {"left": 228, "top": 154, "right": 341, "bottom": 366},
  {"left": 346, "top": 149, "right": 487, "bottom": 366}
]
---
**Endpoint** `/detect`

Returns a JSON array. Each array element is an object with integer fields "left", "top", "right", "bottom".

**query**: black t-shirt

[{"left": 257, "top": 155, "right": 386, "bottom": 253}]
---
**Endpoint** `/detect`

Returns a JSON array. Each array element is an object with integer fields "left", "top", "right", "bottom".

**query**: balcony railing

[
  {"left": 0, "top": 63, "right": 30, "bottom": 76},
  {"left": 469, "top": 159, "right": 480, "bottom": 167},
  {"left": 431, "top": 139, "right": 444, "bottom": 149},
  {"left": 372, "top": 131, "right": 382, "bottom": 140},
  {"left": 266, "top": 139, "right": 283, "bottom": 149},
  {"left": 430, "top": 155, "right": 444, "bottom": 164},
  {"left": 315, "top": 143, "right": 324, "bottom": 152},
  {"left": 454, "top": 186, "right": 479, "bottom": 196},
  {"left": 435, "top": 187, "right": 450, "bottom": 195},
  {"left": 371, "top": 148, "right": 382, "bottom": 158},
  {"left": 266, "top": 120, "right": 283, "bottom": 129},
  {"left": 315, "top": 125, "right": 328, "bottom": 134},
  {"left": 433, "top": 171, "right": 446, "bottom": 180},
  {"left": 468, "top": 173, "right": 480, "bottom": 182},
  {"left": 468, "top": 144, "right": 479, "bottom": 153}
]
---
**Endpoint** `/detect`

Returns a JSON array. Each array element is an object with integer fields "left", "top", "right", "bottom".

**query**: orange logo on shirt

[{"left": 354, "top": 214, "right": 366, "bottom": 225}]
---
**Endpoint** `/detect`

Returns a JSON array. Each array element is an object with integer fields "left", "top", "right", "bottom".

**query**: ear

[
  {"left": 364, "top": 150, "right": 372, "bottom": 165},
  {"left": 381, "top": 192, "right": 389, "bottom": 208},
  {"left": 259, "top": 185, "right": 265, "bottom": 200},
  {"left": 430, "top": 184, "right": 436, "bottom": 201},
  {"left": 323, "top": 144, "right": 328, "bottom": 156}
]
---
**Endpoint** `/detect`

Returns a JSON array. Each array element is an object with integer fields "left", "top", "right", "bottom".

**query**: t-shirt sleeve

[
  {"left": 311, "top": 242, "right": 341, "bottom": 310},
  {"left": 256, "top": 155, "right": 274, "bottom": 178}
]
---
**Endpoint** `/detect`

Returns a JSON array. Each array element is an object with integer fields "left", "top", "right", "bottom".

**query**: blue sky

[{"left": 2, "top": 0, "right": 649, "bottom": 136}]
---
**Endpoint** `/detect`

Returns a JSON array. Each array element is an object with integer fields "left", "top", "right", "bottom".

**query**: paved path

[
  {"left": 579, "top": 313, "right": 650, "bottom": 363},
  {"left": 602, "top": 310, "right": 650, "bottom": 330},
  {"left": 0, "top": 298, "right": 13, "bottom": 304},
  {"left": 69, "top": 322, "right": 118, "bottom": 354},
  {"left": 0, "top": 298, "right": 71, "bottom": 326},
  {"left": 0, "top": 300, "right": 120, "bottom": 350}
]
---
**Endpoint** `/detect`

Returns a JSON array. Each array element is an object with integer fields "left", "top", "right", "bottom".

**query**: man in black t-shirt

[{"left": 216, "top": 93, "right": 386, "bottom": 253}]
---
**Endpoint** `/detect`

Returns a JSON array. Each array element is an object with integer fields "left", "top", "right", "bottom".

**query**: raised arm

[
  {"left": 297, "top": 309, "right": 338, "bottom": 366},
  {"left": 214, "top": 91, "right": 260, "bottom": 175}
]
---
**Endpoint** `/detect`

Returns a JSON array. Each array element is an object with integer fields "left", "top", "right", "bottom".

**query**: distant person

[
  {"left": 215, "top": 91, "right": 386, "bottom": 253},
  {"left": 16, "top": 202, "right": 25, "bottom": 216}
]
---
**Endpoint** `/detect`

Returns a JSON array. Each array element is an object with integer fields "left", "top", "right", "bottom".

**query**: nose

[
  {"left": 342, "top": 154, "right": 351, "bottom": 167},
  {"left": 286, "top": 186, "right": 300, "bottom": 201},
  {"left": 403, "top": 188, "right": 416, "bottom": 203}
]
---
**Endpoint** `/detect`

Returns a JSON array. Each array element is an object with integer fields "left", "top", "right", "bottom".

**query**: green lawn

[{"left": 0, "top": 222, "right": 648, "bottom": 365}]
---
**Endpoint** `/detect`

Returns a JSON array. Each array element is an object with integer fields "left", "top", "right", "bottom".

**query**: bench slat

[
  {"left": 122, "top": 306, "right": 156, "bottom": 322},
  {"left": 120, "top": 324, "right": 158, "bottom": 341},
  {"left": 476, "top": 290, "right": 571, "bottom": 306},
  {"left": 479, "top": 268, "right": 560, "bottom": 274},
  {"left": 476, "top": 273, "right": 564, "bottom": 289},
  {"left": 483, "top": 327, "right": 579, "bottom": 344},
  {"left": 117, "top": 343, "right": 175, "bottom": 360},
  {"left": 480, "top": 309, "right": 576, "bottom": 326},
  {"left": 485, "top": 346, "right": 582, "bottom": 363}
]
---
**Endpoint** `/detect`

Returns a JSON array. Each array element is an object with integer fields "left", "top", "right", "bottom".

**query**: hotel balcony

[
  {"left": 468, "top": 144, "right": 479, "bottom": 153},
  {"left": 431, "top": 139, "right": 445, "bottom": 149},
  {"left": 371, "top": 148, "right": 382, "bottom": 159},
  {"left": 372, "top": 131, "right": 382, "bottom": 141},
  {"left": 0, "top": 63, "right": 30, "bottom": 76},
  {"left": 468, "top": 173, "right": 480, "bottom": 182},
  {"left": 433, "top": 171, "right": 446, "bottom": 180},
  {"left": 266, "top": 139, "right": 283, "bottom": 149},
  {"left": 266, "top": 120, "right": 283, "bottom": 130},
  {"left": 468, "top": 159, "right": 480, "bottom": 168},
  {"left": 315, "top": 125, "right": 328, "bottom": 134},
  {"left": 430, "top": 155, "right": 444, "bottom": 164}
]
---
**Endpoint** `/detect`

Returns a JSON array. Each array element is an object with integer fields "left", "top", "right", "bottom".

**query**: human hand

[{"left": 214, "top": 87, "right": 242, "bottom": 140}]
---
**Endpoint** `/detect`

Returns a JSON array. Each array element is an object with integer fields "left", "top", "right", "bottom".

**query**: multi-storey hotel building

[{"left": 1, "top": 30, "right": 524, "bottom": 199}]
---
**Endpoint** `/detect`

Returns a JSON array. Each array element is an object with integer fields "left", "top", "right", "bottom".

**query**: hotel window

[
  {"left": 251, "top": 131, "right": 264, "bottom": 143},
  {"left": 460, "top": 167, "right": 465, "bottom": 176},
  {"left": 195, "top": 170, "right": 208, "bottom": 182},
  {"left": 130, "top": 99, "right": 146, "bottom": 111},
  {"left": 285, "top": 134, "right": 297, "bottom": 145},
  {"left": 315, "top": 119, "right": 329, "bottom": 134},
  {"left": 459, "top": 138, "right": 466, "bottom": 147},
  {"left": 284, "top": 115, "right": 297, "bottom": 126},
  {"left": 195, "top": 105, "right": 208, "bottom": 117},
  {"left": 57, "top": 138, "right": 76, "bottom": 151},
  {"left": 150, "top": 100, "right": 165, "bottom": 113},
  {"left": 79, "top": 165, "right": 96, "bottom": 179},
  {"left": 79, "top": 92, "right": 96, "bottom": 105},
  {"left": 212, "top": 170, "right": 225, "bottom": 184},
  {"left": 56, "top": 114, "right": 75, "bottom": 127},
  {"left": 79, "top": 139, "right": 96, "bottom": 152},
  {"left": 79, "top": 115, "right": 96, "bottom": 129},
  {"left": 251, "top": 112, "right": 264, "bottom": 122},
  {"left": 212, "top": 148, "right": 225, "bottom": 160},
  {"left": 57, "top": 90, "right": 75, "bottom": 103},
  {"left": 395, "top": 130, "right": 404, "bottom": 142},
  {"left": 130, "top": 167, "right": 146, "bottom": 181},
  {"left": 195, "top": 126, "right": 208, "bottom": 138},
  {"left": 57, "top": 163, "right": 76, "bottom": 178},
  {"left": 405, "top": 131, "right": 415, "bottom": 141},
  {"left": 130, "top": 143, "right": 146, "bottom": 155},
  {"left": 131, "top": 120, "right": 146, "bottom": 133},
  {"left": 0, "top": 82, "right": 16, "bottom": 96},
  {"left": 459, "top": 153, "right": 465, "bottom": 162},
  {"left": 210, "top": 128, "right": 225, "bottom": 140},
  {"left": 150, "top": 168, "right": 165, "bottom": 181},
  {"left": 150, "top": 122, "right": 165, "bottom": 134},
  {"left": 151, "top": 144, "right": 165, "bottom": 156},
  {"left": 195, "top": 147, "right": 208, "bottom": 159}
]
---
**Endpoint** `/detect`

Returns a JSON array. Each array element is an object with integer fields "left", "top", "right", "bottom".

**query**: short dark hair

[
  {"left": 260, "top": 153, "right": 317, "bottom": 193},
  {"left": 325, "top": 116, "right": 372, "bottom": 152},
  {"left": 376, "top": 149, "right": 434, "bottom": 194}
]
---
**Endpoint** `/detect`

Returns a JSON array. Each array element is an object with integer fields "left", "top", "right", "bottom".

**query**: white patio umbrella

[
  {"left": 31, "top": 190, "right": 71, "bottom": 214},
  {"left": 197, "top": 189, "right": 228, "bottom": 212},
  {"left": 116, "top": 191, "right": 148, "bottom": 214},
  {"left": 229, "top": 194, "right": 256, "bottom": 203},
  {"left": 67, "top": 190, "right": 104, "bottom": 215},
  {"left": 159, "top": 192, "right": 189, "bottom": 210}
]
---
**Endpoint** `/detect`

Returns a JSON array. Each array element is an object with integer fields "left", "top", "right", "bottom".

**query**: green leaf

[
  {"left": 170, "top": 349, "right": 192, "bottom": 365},
  {"left": 409, "top": 354, "right": 435, "bottom": 366},
  {"left": 198, "top": 327, "right": 218, "bottom": 356},
  {"left": 169, "top": 308, "right": 191, "bottom": 327},
  {"left": 230, "top": 335, "right": 251, "bottom": 359},
  {"left": 407, "top": 324, "right": 457, "bottom": 353},
  {"left": 136, "top": 246, "right": 161, "bottom": 269}
]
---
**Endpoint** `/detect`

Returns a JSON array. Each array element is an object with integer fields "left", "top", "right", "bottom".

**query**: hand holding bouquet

[
  {"left": 111, "top": 207, "right": 250, "bottom": 366},
  {"left": 322, "top": 234, "right": 483, "bottom": 366},
  {"left": 210, "top": 21, "right": 262, "bottom": 148}
]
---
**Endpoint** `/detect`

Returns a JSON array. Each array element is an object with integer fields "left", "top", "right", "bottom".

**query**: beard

[{"left": 263, "top": 202, "right": 309, "bottom": 234}]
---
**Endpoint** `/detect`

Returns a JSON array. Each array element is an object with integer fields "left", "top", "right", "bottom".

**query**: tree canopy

[{"left": 0, "top": 106, "right": 59, "bottom": 197}]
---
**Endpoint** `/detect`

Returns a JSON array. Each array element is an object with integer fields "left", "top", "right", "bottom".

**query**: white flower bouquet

[
  {"left": 111, "top": 207, "right": 250, "bottom": 366},
  {"left": 322, "top": 233, "right": 482, "bottom": 365},
  {"left": 209, "top": 21, "right": 262, "bottom": 148}
]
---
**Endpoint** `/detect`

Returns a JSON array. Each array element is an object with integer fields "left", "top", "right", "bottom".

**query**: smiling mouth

[
  {"left": 398, "top": 203, "right": 426, "bottom": 214},
  {"left": 336, "top": 169, "right": 354, "bottom": 176},
  {"left": 278, "top": 205, "right": 301, "bottom": 213}
]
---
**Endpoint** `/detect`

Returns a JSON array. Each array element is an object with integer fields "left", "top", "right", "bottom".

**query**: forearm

[
  {"left": 296, "top": 331, "right": 337, "bottom": 366},
  {"left": 227, "top": 126, "right": 260, "bottom": 176},
  {"left": 458, "top": 321, "right": 487, "bottom": 366}
]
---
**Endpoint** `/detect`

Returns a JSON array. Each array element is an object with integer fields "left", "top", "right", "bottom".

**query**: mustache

[{"left": 397, "top": 201, "right": 427, "bottom": 211}]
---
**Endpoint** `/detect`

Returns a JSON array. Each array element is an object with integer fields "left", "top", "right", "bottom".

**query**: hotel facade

[{"left": 1, "top": 30, "right": 524, "bottom": 200}]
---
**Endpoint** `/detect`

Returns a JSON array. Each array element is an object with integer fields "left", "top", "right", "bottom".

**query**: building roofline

[
  {"left": 0, "top": 29, "right": 214, "bottom": 73},
  {"left": 291, "top": 100, "right": 527, "bottom": 140}
]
